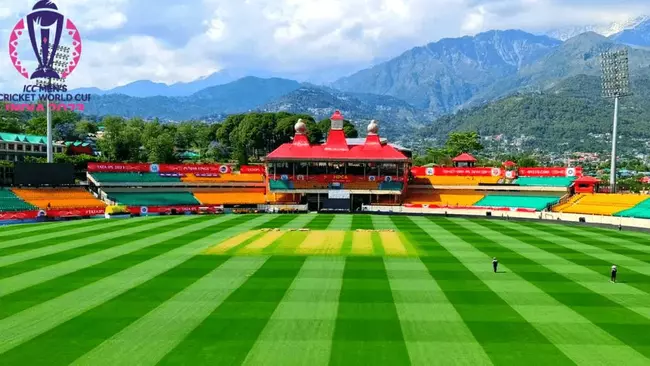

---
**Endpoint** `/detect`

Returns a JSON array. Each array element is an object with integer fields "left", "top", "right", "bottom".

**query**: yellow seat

[
  {"left": 12, "top": 188, "right": 106, "bottom": 209},
  {"left": 194, "top": 189, "right": 267, "bottom": 205},
  {"left": 556, "top": 194, "right": 649, "bottom": 215},
  {"left": 405, "top": 189, "right": 484, "bottom": 206}
]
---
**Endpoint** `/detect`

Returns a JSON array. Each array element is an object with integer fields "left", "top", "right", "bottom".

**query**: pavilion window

[
  {"left": 296, "top": 162, "right": 308, "bottom": 176},
  {"left": 347, "top": 163, "right": 364, "bottom": 176}
]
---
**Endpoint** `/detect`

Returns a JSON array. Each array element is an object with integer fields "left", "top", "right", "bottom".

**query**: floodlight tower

[{"left": 601, "top": 49, "right": 631, "bottom": 193}]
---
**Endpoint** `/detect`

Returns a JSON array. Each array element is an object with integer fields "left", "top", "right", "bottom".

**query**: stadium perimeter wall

[{"left": 363, "top": 205, "right": 650, "bottom": 230}]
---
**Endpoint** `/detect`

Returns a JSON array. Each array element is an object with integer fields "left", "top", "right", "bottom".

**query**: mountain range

[{"left": 79, "top": 17, "right": 650, "bottom": 150}]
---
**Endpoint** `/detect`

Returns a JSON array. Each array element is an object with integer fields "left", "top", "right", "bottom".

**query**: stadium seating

[
  {"left": 615, "top": 198, "right": 650, "bottom": 219},
  {"left": 107, "top": 192, "right": 200, "bottom": 206},
  {"left": 269, "top": 180, "right": 294, "bottom": 190},
  {"left": 181, "top": 174, "right": 264, "bottom": 183},
  {"left": 267, "top": 193, "right": 299, "bottom": 203},
  {"left": 343, "top": 182, "right": 381, "bottom": 190},
  {"left": 0, "top": 188, "right": 35, "bottom": 212},
  {"left": 91, "top": 173, "right": 180, "bottom": 183},
  {"left": 405, "top": 190, "right": 485, "bottom": 206},
  {"left": 12, "top": 188, "right": 106, "bottom": 209},
  {"left": 515, "top": 177, "right": 575, "bottom": 187},
  {"left": 194, "top": 190, "right": 267, "bottom": 205},
  {"left": 293, "top": 181, "right": 329, "bottom": 189},
  {"left": 474, "top": 195, "right": 561, "bottom": 210},
  {"left": 413, "top": 176, "right": 501, "bottom": 186},
  {"left": 556, "top": 194, "right": 649, "bottom": 216},
  {"left": 379, "top": 181, "right": 404, "bottom": 191}
]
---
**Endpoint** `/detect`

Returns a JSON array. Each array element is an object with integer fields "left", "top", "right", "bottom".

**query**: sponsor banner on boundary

[
  {"left": 127, "top": 206, "right": 223, "bottom": 215},
  {"left": 0, "top": 211, "right": 39, "bottom": 220},
  {"left": 88, "top": 163, "right": 239, "bottom": 174},
  {"left": 411, "top": 167, "right": 503, "bottom": 177},
  {"left": 158, "top": 164, "right": 232, "bottom": 174},
  {"left": 240, "top": 165, "right": 266, "bottom": 174},
  {"left": 518, "top": 167, "right": 583, "bottom": 177},
  {"left": 273, "top": 174, "right": 403, "bottom": 183},
  {"left": 88, "top": 163, "right": 151, "bottom": 172},
  {"left": 47, "top": 208, "right": 106, "bottom": 218}
]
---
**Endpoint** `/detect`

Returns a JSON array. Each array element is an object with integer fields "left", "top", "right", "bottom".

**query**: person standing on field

[
  {"left": 492, "top": 257, "right": 498, "bottom": 273},
  {"left": 611, "top": 265, "right": 617, "bottom": 283}
]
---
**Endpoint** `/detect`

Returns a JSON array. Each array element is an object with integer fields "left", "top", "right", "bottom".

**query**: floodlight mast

[{"left": 601, "top": 49, "right": 631, "bottom": 193}]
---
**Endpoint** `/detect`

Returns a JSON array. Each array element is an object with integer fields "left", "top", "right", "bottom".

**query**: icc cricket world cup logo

[{"left": 8, "top": 0, "right": 82, "bottom": 82}]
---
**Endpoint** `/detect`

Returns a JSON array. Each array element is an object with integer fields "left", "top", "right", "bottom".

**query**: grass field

[{"left": 1, "top": 213, "right": 650, "bottom": 365}]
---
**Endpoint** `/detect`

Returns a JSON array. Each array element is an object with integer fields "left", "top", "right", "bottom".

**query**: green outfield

[{"left": 1, "top": 213, "right": 650, "bottom": 365}]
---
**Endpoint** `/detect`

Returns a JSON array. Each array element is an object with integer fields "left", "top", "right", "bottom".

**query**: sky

[{"left": 1, "top": 0, "right": 649, "bottom": 91}]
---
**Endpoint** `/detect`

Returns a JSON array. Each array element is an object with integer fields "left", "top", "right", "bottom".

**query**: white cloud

[{"left": 1, "top": 0, "right": 650, "bottom": 90}]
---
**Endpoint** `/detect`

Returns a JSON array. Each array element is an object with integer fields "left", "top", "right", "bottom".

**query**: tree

[
  {"left": 444, "top": 131, "right": 483, "bottom": 157},
  {"left": 74, "top": 120, "right": 98, "bottom": 137},
  {"left": 96, "top": 116, "right": 144, "bottom": 162}
]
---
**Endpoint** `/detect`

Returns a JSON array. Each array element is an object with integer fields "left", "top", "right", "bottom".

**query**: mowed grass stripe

[
  {"left": 318, "top": 231, "right": 345, "bottom": 255},
  {"left": 439, "top": 217, "right": 650, "bottom": 362},
  {"left": 237, "top": 215, "right": 315, "bottom": 255},
  {"left": 71, "top": 256, "right": 269, "bottom": 366},
  {"left": 395, "top": 216, "right": 574, "bottom": 365},
  {"left": 1, "top": 255, "right": 233, "bottom": 366},
  {"left": 0, "top": 214, "right": 276, "bottom": 354},
  {"left": 0, "top": 216, "right": 180, "bottom": 279},
  {"left": 0, "top": 218, "right": 112, "bottom": 240},
  {"left": 157, "top": 256, "right": 306, "bottom": 365},
  {"left": 487, "top": 220, "right": 650, "bottom": 295},
  {"left": 306, "top": 214, "right": 335, "bottom": 229},
  {"left": 350, "top": 231, "right": 374, "bottom": 256},
  {"left": 523, "top": 221, "right": 650, "bottom": 260},
  {"left": 0, "top": 216, "right": 250, "bottom": 320},
  {"left": 0, "top": 219, "right": 94, "bottom": 237},
  {"left": 429, "top": 218, "right": 650, "bottom": 365},
  {"left": 0, "top": 215, "right": 229, "bottom": 300},
  {"left": 281, "top": 214, "right": 318, "bottom": 229},
  {"left": 295, "top": 231, "right": 330, "bottom": 255},
  {"left": 204, "top": 230, "right": 262, "bottom": 254},
  {"left": 242, "top": 257, "right": 346, "bottom": 366},
  {"left": 327, "top": 214, "right": 352, "bottom": 230},
  {"left": 330, "top": 257, "right": 410, "bottom": 365},
  {"left": 379, "top": 232, "right": 408, "bottom": 257},
  {"left": 352, "top": 215, "right": 374, "bottom": 230},
  {"left": 460, "top": 219, "right": 650, "bottom": 317},
  {"left": 0, "top": 215, "right": 195, "bottom": 270},
  {"left": 0, "top": 217, "right": 146, "bottom": 252},
  {"left": 560, "top": 222, "right": 650, "bottom": 244},
  {"left": 385, "top": 257, "right": 492, "bottom": 366},
  {"left": 370, "top": 214, "right": 398, "bottom": 230}
]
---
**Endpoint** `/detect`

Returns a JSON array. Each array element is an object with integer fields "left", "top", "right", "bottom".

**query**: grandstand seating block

[
  {"left": 475, "top": 195, "right": 561, "bottom": 210},
  {"left": 0, "top": 188, "right": 36, "bottom": 212},
  {"left": 107, "top": 192, "right": 200, "bottom": 206}
]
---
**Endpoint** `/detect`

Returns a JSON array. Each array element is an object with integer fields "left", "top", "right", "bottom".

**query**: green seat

[
  {"left": 0, "top": 189, "right": 36, "bottom": 212},
  {"left": 615, "top": 198, "right": 650, "bottom": 219},
  {"left": 269, "top": 180, "right": 294, "bottom": 190},
  {"left": 379, "top": 181, "right": 403, "bottom": 191},
  {"left": 91, "top": 173, "right": 181, "bottom": 183},
  {"left": 108, "top": 192, "right": 200, "bottom": 206},
  {"left": 474, "top": 195, "right": 561, "bottom": 211},
  {"left": 515, "top": 177, "right": 575, "bottom": 187}
]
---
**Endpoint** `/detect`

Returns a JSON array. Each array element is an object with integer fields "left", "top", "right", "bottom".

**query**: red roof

[
  {"left": 573, "top": 176, "right": 601, "bottom": 184},
  {"left": 452, "top": 153, "right": 477, "bottom": 162},
  {"left": 266, "top": 121, "right": 408, "bottom": 162},
  {"left": 331, "top": 110, "right": 344, "bottom": 121},
  {"left": 502, "top": 160, "right": 516, "bottom": 167}
]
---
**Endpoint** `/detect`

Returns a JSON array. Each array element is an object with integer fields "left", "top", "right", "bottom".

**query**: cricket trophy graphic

[{"left": 9, "top": 0, "right": 83, "bottom": 85}]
